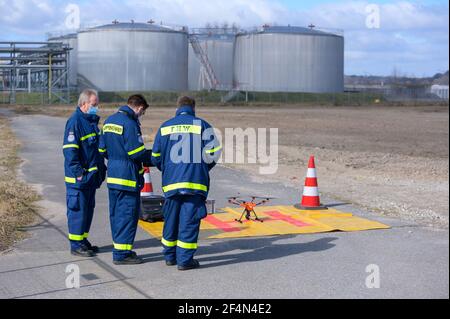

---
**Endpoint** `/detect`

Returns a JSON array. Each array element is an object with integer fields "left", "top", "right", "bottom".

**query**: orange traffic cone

[
  {"left": 141, "top": 167, "right": 154, "bottom": 197},
  {"left": 295, "top": 156, "right": 327, "bottom": 210}
]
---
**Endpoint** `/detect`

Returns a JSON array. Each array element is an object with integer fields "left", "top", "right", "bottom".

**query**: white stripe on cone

[
  {"left": 302, "top": 186, "right": 320, "bottom": 197},
  {"left": 144, "top": 173, "right": 151, "bottom": 183},
  {"left": 141, "top": 169, "right": 154, "bottom": 197},
  {"left": 306, "top": 168, "right": 317, "bottom": 178},
  {"left": 141, "top": 192, "right": 153, "bottom": 197}
]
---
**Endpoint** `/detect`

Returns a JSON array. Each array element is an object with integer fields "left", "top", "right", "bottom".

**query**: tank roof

[
  {"left": 239, "top": 25, "right": 343, "bottom": 37},
  {"left": 81, "top": 22, "right": 186, "bottom": 33}
]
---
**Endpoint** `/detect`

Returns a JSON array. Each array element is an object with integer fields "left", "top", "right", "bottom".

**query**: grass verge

[{"left": 0, "top": 115, "right": 40, "bottom": 252}]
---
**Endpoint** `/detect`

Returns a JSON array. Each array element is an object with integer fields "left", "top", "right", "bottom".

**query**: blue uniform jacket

[
  {"left": 99, "top": 105, "right": 152, "bottom": 193},
  {"left": 63, "top": 107, "right": 106, "bottom": 190},
  {"left": 151, "top": 105, "right": 221, "bottom": 199}
]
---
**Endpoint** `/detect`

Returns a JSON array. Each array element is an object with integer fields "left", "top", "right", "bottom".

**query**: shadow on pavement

[
  {"left": 138, "top": 235, "right": 338, "bottom": 267},
  {"left": 196, "top": 236, "right": 338, "bottom": 268},
  {"left": 325, "top": 202, "right": 351, "bottom": 208}
]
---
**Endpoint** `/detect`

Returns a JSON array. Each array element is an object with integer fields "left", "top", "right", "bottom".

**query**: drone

[{"left": 227, "top": 195, "right": 275, "bottom": 223}]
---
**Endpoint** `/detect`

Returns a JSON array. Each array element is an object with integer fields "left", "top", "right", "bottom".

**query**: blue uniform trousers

[
  {"left": 162, "top": 195, "right": 207, "bottom": 266},
  {"left": 66, "top": 188, "right": 96, "bottom": 250},
  {"left": 108, "top": 189, "right": 140, "bottom": 261}
]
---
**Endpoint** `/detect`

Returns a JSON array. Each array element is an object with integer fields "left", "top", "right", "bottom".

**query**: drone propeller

[{"left": 249, "top": 196, "right": 276, "bottom": 200}]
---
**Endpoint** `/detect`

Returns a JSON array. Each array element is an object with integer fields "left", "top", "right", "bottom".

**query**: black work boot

[
  {"left": 71, "top": 246, "right": 94, "bottom": 257},
  {"left": 83, "top": 241, "right": 99, "bottom": 253},
  {"left": 178, "top": 259, "right": 200, "bottom": 271},
  {"left": 113, "top": 253, "right": 143, "bottom": 265}
]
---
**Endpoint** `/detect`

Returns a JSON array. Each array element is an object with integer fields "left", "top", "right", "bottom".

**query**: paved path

[{"left": 0, "top": 112, "right": 448, "bottom": 299}]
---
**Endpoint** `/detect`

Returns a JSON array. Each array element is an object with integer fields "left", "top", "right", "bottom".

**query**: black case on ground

[{"left": 140, "top": 195, "right": 165, "bottom": 223}]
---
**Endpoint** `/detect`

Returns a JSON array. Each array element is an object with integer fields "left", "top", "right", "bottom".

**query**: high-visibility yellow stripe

[
  {"left": 65, "top": 177, "right": 76, "bottom": 184},
  {"left": 69, "top": 233, "right": 84, "bottom": 241},
  {"left": 205, "top": 145, "right": 222, "bottom": 154},
  {"left": 80, "top": 133, "right": 97, "bottom": 141},
  {"left": 161, "top": 238, "right": 177, "bottom": 247},
  {"left": 151, "top": 152, "right": 161, "bottom": 157},
  {"left": 161, "top": 125, "right": 201, "bottom": 136},
  {"left": 103, "top": 124, "right": 123, "bottom": 135},
  {"left": 177, "top": 240, "right": 198, "bottom": 249},
  {"left": 113, "top": 242, "right": 133, "bottom": 250},
  {"left": 87, "top": 167, "right": 98, "bottom": 172},
  {"left": 107, "top": 177, "right": 136, "bottom": 188},
  {"left": 63, "top": 144, "right": 79, "bottom": 149},
  {"left": 98, "top": 148, "right": 106, "bottom": 153},
  {"left": 162, "top": 182, "right": 208, "bottom": 193},
  {"left": 128, "top": 145, "right": 145, "bottom": 156},
  {"left": 83, "top": 233, "right": 89, "bottom": 239}
]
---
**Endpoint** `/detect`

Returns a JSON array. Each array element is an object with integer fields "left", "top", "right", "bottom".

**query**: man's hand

[{"left": 77, "top": 175, "right": 83, "bottom": 182}]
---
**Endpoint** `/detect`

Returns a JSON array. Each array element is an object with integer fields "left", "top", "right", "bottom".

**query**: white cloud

[{"left": 75, "top": 0, "right": 287, "bottom": 28}]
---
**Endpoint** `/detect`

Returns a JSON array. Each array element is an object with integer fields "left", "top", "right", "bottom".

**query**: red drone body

[{"left": 227, "top": 195, "right": 274, "bottom": 223}]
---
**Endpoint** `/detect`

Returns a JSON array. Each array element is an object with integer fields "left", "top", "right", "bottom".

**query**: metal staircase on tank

[{"left": 188, "top": 34, "right": 219, "bottom": 91}]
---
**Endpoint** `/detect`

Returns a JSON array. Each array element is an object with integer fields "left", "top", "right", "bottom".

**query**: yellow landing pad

[{"left": 138, "top": 205, "right": 390, "bottom": 240}]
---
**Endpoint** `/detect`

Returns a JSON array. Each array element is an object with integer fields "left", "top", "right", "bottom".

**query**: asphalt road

[{"left": 0, "top": 112, "right": 448, "bottom": 299}]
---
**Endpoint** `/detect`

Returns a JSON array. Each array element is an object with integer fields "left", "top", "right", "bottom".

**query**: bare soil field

[{"left": 10, "top": 103, "right": 449, "bottom": 228}]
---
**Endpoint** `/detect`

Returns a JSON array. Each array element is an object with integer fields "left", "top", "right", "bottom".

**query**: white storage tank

[
  {"left": 77, "top": 22, "right": 188, "bottom": 92},
  {"left": 234, "top": 26, "right": 344, "bottom": 93}
]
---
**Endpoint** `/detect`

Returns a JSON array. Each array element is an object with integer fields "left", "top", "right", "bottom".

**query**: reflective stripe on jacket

[{"left": 151, "top": 105, "right": 221, "bottom": 198}]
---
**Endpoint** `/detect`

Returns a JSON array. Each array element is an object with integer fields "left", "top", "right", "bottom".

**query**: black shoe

[
  {"left": 83, "top": 241, "right": 99, "bottom": 253},
  {"left": 85, "top": 245, "right": 99, "bottom": 253},
  {"left": 177, "top": 259, "right": 200, "bottom": 271},
  {"left": 83, "top": 243, "right": 99, "bottom": 253},
  {"left": 71, "top": 247, "right": 94, "bottom": 258},
  {"left": 166, "top": 260, "right": 177, "bottom": 266},
  {"left": 113, "top": 254, "right": 143, "bottom": 265}
]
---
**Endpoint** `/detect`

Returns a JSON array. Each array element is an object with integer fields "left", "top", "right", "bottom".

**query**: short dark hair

[
  {"left": 128, "top": 94, "right": 149, "bottom": 110},
  {"left": 177, "top": 96, "right": 195, "bottom": 108}
]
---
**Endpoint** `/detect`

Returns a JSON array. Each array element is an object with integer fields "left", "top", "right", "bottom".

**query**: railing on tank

[{"left": 189, "top": 27, "right": 242, "bottom": 36}]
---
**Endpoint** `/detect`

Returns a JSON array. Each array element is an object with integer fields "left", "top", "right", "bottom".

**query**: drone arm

[
  {"left": 228, "top": 199, "right": 245, "bottom": 206},
  {"left": 255, "top": 200, "right": 269, "bottom": 206}
]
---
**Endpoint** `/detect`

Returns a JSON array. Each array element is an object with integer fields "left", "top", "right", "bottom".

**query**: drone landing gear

[{"left": 235, "top": 209, "right": 264, "bottom": 224}]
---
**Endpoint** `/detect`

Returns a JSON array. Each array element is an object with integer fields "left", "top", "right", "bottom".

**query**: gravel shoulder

[{"left": 0, "top": 110, "right": 40, "bottom": 252}]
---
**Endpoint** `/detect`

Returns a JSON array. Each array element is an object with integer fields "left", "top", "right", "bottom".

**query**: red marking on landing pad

[
  {"left": 264, "top": 211, "right": 311, "bottom": 227},
  {"left": 204, "top": 215, "right": 242, "bottom": 232}
]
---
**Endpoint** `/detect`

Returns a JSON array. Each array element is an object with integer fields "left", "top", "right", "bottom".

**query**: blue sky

[{"left": 0, "top": 0, "right": 448, "bottom": 76}]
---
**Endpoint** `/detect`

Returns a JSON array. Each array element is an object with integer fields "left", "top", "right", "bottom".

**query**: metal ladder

[{"left": 189, "top": 34, "right": 219, "bottom": 90}]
